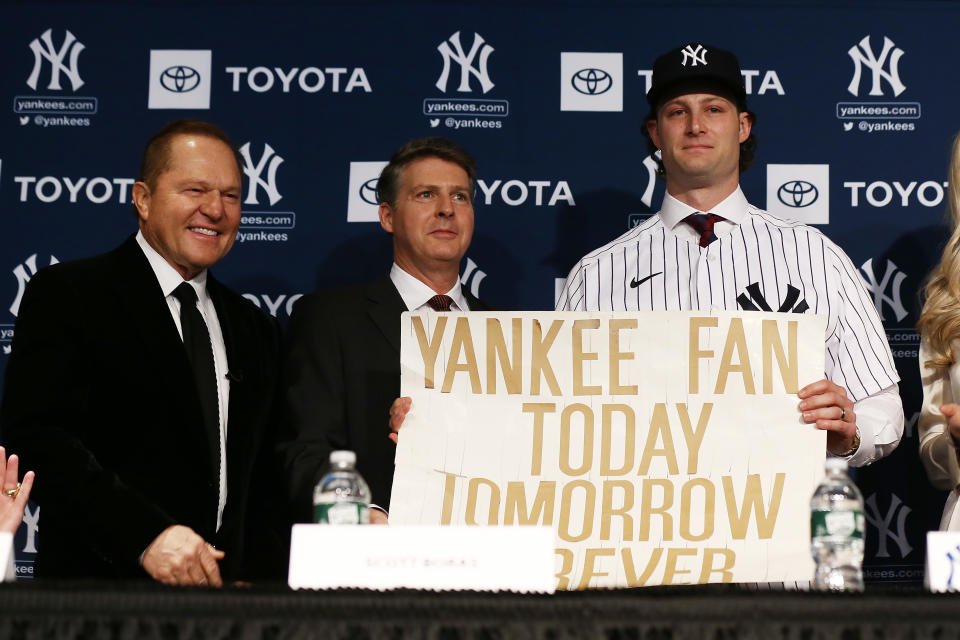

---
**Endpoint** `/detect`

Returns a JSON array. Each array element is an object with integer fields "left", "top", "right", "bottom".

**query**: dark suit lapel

[
  {"left": 109, "top": 237, "right": 197, "bottom": 397},
  {"left": 207, "top": 276, "right": 245, "bottom": 481},
  {"left": 365, "top": 275, "right": 406, "bottom": 354},
  {"left": 109, "top": 236, "right": 218, "bottom": 483},
  {"left": 207, "top": 277, "right": 259, "bottom": 520},
  {"left": 464, "top": 290, "right": 490, "bottom": 311}
]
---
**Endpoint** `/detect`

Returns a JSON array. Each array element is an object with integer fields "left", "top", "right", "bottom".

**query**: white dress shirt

[
  {"left": 390, "top": 263, "right": 470, "bottom": 311},
  {"left": 136, "top": 231, "right": 229, "bottom": 530}
]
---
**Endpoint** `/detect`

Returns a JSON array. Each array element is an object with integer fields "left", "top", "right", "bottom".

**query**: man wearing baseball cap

[{"left": 556, "top": 43, "right": 903, "bottom": 466}]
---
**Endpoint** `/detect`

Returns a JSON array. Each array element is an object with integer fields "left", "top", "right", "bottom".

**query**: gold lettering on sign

[
  {"left": 441, "top": 317, "right": 481, "bottom": 393},
  {"left": 486, "top": 317, "right": 522, "bottom": 394},
  {"left": 572, "top": 319, "right": 601, "bottom": 395},
  {"left": 412, "top": 316, "right": 447, "bottom": 388},
  {"left": 689, "top": 316, "right": 719, "bottom": 393},
  {"left": 762, "top": 319, "right": 798, "bottom": 393},
  {"left": 531, "top": 319, "right": 563, "bottom": 396},
  {"left": 609, "top": 318, "right": 638, "bottom": 395}
]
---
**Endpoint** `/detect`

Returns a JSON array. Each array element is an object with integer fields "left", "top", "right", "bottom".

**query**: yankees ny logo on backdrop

[
  {"left": 436, "top": 31, "right": 495, "bottom": 94},
  {"left": 848, "top": 35, "right": 906, "bottom": 97},
  {"left": 11, "top": 253, "right": 59, "bottom": 317},
  {"left": 240, "top": 142, "right": 284, "bottom": 206},
  {"left": 460, "top": 257, "right": 487, "bottom": 298},
  {"left": 860, "top": 258, "right": 908, "bottom": 322},
  {"left": 865, "top": 493, "right": 913, "bottom": 559},
  {"left": 26, "top": 28, "right": 85, "bottom": 91}
]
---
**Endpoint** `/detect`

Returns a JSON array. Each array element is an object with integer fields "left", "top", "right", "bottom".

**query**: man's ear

[
  {"left": 132, "top": 181, "right": 150, "bottom": 222},
  {"left": 738, "top": 112, "right": 753, "bottom": 143},
  {"left": 646, "top": 118, "right": 661, "bottom": 150},
  {"left": 378, "top": 202, "right": 394, "bottom": 234}
]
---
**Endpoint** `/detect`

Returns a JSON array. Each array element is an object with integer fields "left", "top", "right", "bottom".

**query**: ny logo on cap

[{"left": 680, "top": 44, "right": 708, "bottom": 67}]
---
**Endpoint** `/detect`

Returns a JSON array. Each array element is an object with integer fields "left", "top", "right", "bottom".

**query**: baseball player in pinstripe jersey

[{"left": 557, "top": 43, "right": 903, "bottom": 466}]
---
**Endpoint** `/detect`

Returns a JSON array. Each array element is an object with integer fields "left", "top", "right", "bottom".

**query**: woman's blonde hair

[{"left": 918, "top": 132, "right": 960, "bottom": 368}]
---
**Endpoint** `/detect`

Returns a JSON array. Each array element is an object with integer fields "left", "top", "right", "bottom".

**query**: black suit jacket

[
  {"left": 0, "top": 235, "right": 282, "bottom": 580},
  {"left": 279, "top": 275, "right": 490, "bottom": 521}
]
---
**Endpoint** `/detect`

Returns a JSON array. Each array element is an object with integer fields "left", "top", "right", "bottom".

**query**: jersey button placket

[{"left": 695, "top": 247, "right": 711, "bottom": 310}]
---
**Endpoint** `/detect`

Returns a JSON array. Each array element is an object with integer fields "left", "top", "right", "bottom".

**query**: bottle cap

[
  {"left": 825, "top": 457, "right": 848, "bottom": 472},
  {"left": 330, "top": 450, "right": 356, "bottom": 466}
]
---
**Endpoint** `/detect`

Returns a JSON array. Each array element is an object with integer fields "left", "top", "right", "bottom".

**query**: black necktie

[
  {"left": 427, "top": 294, "right": 453, "bottom": 311},
  {"left": 685, "top": 212, "right": 725, "bottom": 247},
  {"left": 172, "top": 283, "right": 221, "bottom": 503}
]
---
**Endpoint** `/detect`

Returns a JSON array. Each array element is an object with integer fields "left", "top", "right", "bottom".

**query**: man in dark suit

[
  {"left": 0, "top": 120, "right": 281, "bottom": 585},
  {"left": 280, "top": 137, "right": 489, "bottom": 522}
]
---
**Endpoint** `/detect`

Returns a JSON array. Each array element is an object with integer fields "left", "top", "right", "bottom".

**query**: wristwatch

[{"left": 838, "top": 427, "right": 861, "bottom": 457}]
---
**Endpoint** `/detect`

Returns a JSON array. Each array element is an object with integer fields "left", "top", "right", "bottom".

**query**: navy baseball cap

[{"left": 646, "top": 43, "right": 748, "bottom": 112}]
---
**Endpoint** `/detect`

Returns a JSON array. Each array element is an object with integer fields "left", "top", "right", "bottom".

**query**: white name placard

[
  {"left": 0, "top": 533, "right": 13, "bottom": 582},
  {"left": 288, "top": 524, "right": 555, "bottom": 592},
  {"left": 925, "top": 531, "right": 960, "bottom": 592}
]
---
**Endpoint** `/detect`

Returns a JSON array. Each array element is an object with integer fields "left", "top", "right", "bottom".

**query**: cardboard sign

[
  {"left": 288, "top": 524, "right": 555, "bottom": 592},
  {"left": 390, "top": 311, "right": 827, "bottom": 588}
]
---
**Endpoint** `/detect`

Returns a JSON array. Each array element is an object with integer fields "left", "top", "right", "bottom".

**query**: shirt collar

[
  {"left": 390, "top": 263, "right": 467, "bottom": 311},
  {"left": 135, "top": 230, "right": 208, "bottom": 298},
  {"left": 658, "top": 186, "right": 749, "bottom": 232}
]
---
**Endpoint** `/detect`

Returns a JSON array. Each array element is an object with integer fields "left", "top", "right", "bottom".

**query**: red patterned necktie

[
  {"left": 685, "top": 212, "right": 725, "bottom": 247},
  {"left": 427, "top": 294, "right": 453, "bottom": 311}
]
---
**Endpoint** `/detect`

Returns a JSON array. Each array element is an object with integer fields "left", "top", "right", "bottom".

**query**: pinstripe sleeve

[
  {"left": 820, "top": 237, "right": 902, "bottom": 465},
  {"left": 556, "top": 259, "right": 588, "bottom": 311},
  {"left": 823, "top": 240, "right": 899, "bottom": 400}
]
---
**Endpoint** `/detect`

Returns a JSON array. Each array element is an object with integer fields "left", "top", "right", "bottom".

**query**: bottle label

[
  {"left": 315, "top": 502, "right": 370, "bottom": 525},
  {"left": 811, "top": 509, "right": 864, "bottom": 539}
]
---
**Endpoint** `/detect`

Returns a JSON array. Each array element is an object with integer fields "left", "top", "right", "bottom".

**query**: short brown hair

[
  {"left": 138, "top": 119, "right": 242, "bottom": 190},
  {"left": 377, "top": 137, "right": 476, "bottom": 208}
]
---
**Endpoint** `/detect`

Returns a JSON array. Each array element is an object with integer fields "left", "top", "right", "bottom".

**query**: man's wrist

[
  {"left": 949, "top": 429, "right": 960, "bottom": 451},
  {"left": 838, "top": 427, "right": 861, "bottom": 457}
]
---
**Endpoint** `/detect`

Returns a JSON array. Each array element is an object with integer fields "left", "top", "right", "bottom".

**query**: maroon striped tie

[
  {"left": 685, "top": 212, "right": 725, "bottom": 247},
  {"left": 427, "top": 294, "right": 453, "bottom": 311}
]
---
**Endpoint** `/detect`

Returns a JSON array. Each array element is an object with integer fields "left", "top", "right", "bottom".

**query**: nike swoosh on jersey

[{"left": 629, "top": 272, "right": 662, "bottom": 288}]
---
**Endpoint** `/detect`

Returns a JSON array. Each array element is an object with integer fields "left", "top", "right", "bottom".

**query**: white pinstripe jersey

[{"left": 556, "top": 187, "right": 900, "bottom": 402}]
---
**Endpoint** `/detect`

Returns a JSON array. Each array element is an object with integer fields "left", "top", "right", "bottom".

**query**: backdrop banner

[
  {"left": 391, "top": 311, "right": 827, "bottom": 588},
  {"left": 0, "top": 0, "right": 950, "bottom": 582}
]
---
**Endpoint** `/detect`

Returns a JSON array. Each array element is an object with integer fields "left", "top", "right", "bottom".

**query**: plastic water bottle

[
  {"left": 313, "top": 450, "right": 371, "bottom": 524},
  {"left": 810, "top": 457, "right": 865, "bottom": 591}
]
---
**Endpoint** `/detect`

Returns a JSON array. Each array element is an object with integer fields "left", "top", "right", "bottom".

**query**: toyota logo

[
  {"left": 160, "top": 65, "right": 201, "bottom": 93},
  {"left": 571, "top": 68, "right": 612, "bottom": 95},
  {"left": 777, "top": 180, "right": 819, "bottom": 208},
  {"left": 359, "top": 178, "right": 380, "bottom": 205}
]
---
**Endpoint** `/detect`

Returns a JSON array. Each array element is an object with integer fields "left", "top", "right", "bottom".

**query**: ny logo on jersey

[
  {"left": 847, "top": 35, "right": 906, "bottom": 97},
  {"left": 865, "top": 492, "right": 913, "bottom": 559},
  {"left": 860, "top": 258, "right": 908, "bottom": 322},
  {"left": 239, "top": 142, "right": 284, "bottom": 206},
  {"left": 680, "top": 44, "right": 708, "bottom": 67},
  {"left": 11, "top": 253, "right": 60, "bottom": 317},
  {"left": 436, "top": 31, "right": 495, "bottom": 94},
  {"left": 736, "top": 283, "right": 809, "bottom": 313},
  {"left": 26, "top": 28, "right": 85, "bottom": 91}
]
